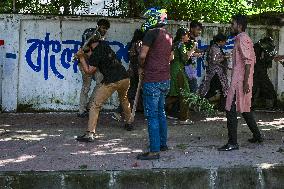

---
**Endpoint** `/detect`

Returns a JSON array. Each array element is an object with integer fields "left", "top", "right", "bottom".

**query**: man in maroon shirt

[{"left": 137, "top": 8, "right": 173, "bottom": 160}]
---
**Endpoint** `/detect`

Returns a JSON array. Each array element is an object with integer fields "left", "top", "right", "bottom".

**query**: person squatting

[{"left": 74, "top": 8, "right": 284, "bottom": 160}]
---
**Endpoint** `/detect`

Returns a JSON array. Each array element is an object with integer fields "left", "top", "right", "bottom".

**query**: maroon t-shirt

[{"left": 143, "top": 28, "right": 173, "bottom": 83}]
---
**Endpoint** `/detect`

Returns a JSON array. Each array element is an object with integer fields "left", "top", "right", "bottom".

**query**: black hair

[
  {"left": 129, "top": 29, "right": 144, "bottom": 50},
  {"left": 213, "top": 33, "right": 227, "bottom": 43},
  {"left": 232, "top": 14, "right": 247, "bottom": 31},
  {"left": 209, "top": 39, "right": 214, "bottom": 47},
  {"left": 97, "top": 19, "right": 110, "bottom": 29},
  {"left": 174, "top": 27, "right": 189, "bottom": 43},
  {"left": 190, "top": 20, "right": 203, "bottom": 29},
  {"left": 131, "top": 29, "right": 144, "bottom": 43}
]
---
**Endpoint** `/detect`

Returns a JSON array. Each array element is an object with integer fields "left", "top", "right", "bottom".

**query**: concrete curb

[{"left": 0, "top": 166, "right": 283, "bottom": 189}]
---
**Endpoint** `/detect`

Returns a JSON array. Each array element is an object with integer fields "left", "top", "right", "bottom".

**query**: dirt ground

[{"left": 0, "top": 111, "right": 283, "bottom": 171}]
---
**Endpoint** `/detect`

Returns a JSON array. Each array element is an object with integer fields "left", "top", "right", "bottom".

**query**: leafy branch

[{"left": 180, "top": 88, "right": 216, "bottom": 116}]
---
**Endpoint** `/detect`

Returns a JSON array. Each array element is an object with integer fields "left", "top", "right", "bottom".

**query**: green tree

[
  {"left": 1, "top": 0, "right": 284, "bottom": 23},
  {"left": 119, "top": 0, "right": 284, "bottom": 23},
  {"left": 0, "top": 0, "right": 13, "bottom": 13},
  {"left": 248, "top": 0, "right": 284, "bottom": 12},
  {"left": 0, "top": 0, "right": 86, "bottom": 15}
]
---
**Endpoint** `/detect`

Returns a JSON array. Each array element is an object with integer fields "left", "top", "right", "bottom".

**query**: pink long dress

[{"left": 225, "top": 32, "right": 256, "bottom": 113}]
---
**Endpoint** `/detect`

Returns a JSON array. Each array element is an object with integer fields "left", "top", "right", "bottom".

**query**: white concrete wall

[
  {"left": 1, "top": 15, "right": 21, "bottom": 112},
  {"left": 278, "top": 26, "right": 284, "bottom": 101},
  {"left": 0, "top": 14, "right": 283, "bottom": 112},
  {"left": 0, "top": 18, "right": 4, "bottom": 109}
]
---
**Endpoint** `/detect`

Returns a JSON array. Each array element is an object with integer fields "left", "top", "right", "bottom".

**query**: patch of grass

[
  {"left": 176, "top": 144, "right": 188, "bottom": 151},
  {"left": 17, "top": 103, "right": 34, "bottom": 112}
]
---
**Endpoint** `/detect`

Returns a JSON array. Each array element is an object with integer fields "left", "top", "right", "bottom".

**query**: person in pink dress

[{"left": 218, "top": 14, "right": 263, "bottom": 151}]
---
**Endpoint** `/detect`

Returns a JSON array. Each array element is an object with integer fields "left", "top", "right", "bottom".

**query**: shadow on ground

[{"left": 0, "top": 111, "right": 283, "bottom": 171}]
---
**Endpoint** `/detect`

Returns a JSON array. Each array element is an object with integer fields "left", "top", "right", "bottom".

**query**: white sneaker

[
  {"left": 167, "top": 115, "right": 178, "bottom": 120},
  {"left": 179, "top": 119, "right": 194, "bottom": 125}
]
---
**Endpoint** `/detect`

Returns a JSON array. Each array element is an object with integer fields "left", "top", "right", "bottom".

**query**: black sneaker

[
  {"left": 137, "top": 152, "right": 160, "bottom": 160},
  {"left": 77, "top": 111, "right": 88, "bottom": 118},
  {"left": 76, "top": 134, "right": 95, "bottom": 142},
  {"left": 218, "top": 143, "right": 239, "bottom": 151},
  {"left": 248, "top": 137, "right": 263, "bottom": 143},
  {"left": 125, "top": 124, "right": 133, "bottom": 131},
  {"left": 160, "top": 145, "right": 169, "bottom": 151}
]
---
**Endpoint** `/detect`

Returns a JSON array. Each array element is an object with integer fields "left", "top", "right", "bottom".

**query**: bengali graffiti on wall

[
  {"left": 3, "top": 33, "right": 234, "bottom": 81},
  {"left": 25, "top": 33, "right": 132, "bottom": 80},
  {"left": 25, "top": 33, "right": 81, "bottom": 80}
]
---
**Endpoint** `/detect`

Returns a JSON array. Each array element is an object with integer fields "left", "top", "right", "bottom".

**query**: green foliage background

[
  {"left": 0, "top": 0, "right": 86, "bottom": 15},
  {"left": 0, "top": 0, "right": 283, "bottom": 23},
  {"left": 121, "top": 0, "right": 284, "bottom": 23}
]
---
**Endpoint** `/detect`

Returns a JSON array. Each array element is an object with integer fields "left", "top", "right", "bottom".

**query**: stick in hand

[{"left": 130, "top": 74, "right": 143, "bottom": 122}]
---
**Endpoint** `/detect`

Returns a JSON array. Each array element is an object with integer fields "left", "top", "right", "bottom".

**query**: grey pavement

[{"left": 0, "top": 111, "right": 283, "bottom": 172}]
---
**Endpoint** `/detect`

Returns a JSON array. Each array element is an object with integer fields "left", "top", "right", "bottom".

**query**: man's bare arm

[
  {"left": 79, "top": 56, "right": 97, "bottom": 74},
  {"left": 243, "top": 64, "right": 251, "bottom": 94},
  {"left": 139, "top": 45, "right": 150, "bottom": 68},
  {"left": 170, "top": 51, "right": 174, "bottom": 62},
  {"left": 76, "top": 48, "right": 97, "bottom": 74}
]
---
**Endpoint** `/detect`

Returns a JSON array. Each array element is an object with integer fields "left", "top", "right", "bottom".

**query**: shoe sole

[
  {"left": 218, "top": 148, "right": 239, "bottom": 151},
  {"left": 248, "top": 141, "right": 263, "bottom": 143},
  {"left": 160, "top": 148, "right": 168, "bottom": 152},
  {"left": 76, "top": 138, "right": 94, "bottom": 142},
  {"left": 167, "top": 116, "right": 178, "bottom": 120}
]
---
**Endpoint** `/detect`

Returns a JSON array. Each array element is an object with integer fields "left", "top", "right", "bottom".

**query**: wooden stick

[{"left": 130, "top": 75, "right": 143, "bottom": 122}]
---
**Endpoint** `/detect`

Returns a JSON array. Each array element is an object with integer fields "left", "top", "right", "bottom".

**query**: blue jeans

[{"left": 143, "top": 80, "right": 170, "bottom": 152}]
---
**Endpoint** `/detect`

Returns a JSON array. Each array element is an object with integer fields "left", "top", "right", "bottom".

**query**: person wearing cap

[
  {"left": 75, "top": 31, "right": 133, "bottom": 142},
  {"left": 77, "top": 19, "right": 110, "bottom": 118},
  {"left": 136, "top": 8, "right": 173, "bottom": 160}
]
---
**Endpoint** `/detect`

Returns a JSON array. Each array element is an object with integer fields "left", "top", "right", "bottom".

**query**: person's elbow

[
  {"left": 139, "top": 52, "right": 147, "bottom": 60},
  {"left": 90, "top": 66, "right": 97, "bottom": 74},
  {"left": 170, "top": 52, "right": 174, "bottom": 62},
  {"left": 81, "top": 66, "right": 89, "bottom": 74},
  {"left": 82, "top": 65, "right": 96, "bottom": 75}
]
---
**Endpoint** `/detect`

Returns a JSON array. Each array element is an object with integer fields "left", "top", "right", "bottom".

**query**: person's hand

[
  {"left": 192, "top": 52, "right": 202, "bottom": 57},
  {"left": 76, "top": 48, "right": 85, "bottom": 59},
  {"left": 192, "top": 42, "right": 198, "bottom": 49},
  {"left": 224, "top": 54, "right": 230, "bottom": 59},
  {"left": 243, "top": 82, "right": 250, "bottom": 94},
  {"left": 138, "top": 67, "right": 144, "bottom": 78},
  {"left": 274, "top": 55, "right": 284, "bottom": 62}
]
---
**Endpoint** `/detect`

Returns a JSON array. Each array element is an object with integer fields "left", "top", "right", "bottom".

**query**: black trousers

[
  {"left": 204, "top": 74, "right": 226, "bottom": 111},
  {"left": 226, "top": 95, "right": 262, "bottom": 145}
]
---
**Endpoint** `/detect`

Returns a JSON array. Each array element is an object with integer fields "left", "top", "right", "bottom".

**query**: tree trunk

[
  {"left": 63, "top": 1, "right": 71, "bottom": 15},
  {"left": 128, "top": 0, "right": 141, "bottom": 18},
  {"left": 13, "top": 0, "right": 16, "bottom": 13}
]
